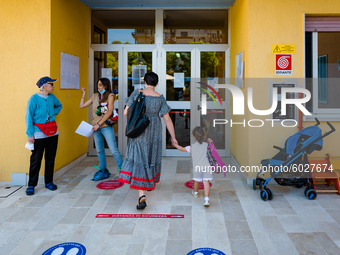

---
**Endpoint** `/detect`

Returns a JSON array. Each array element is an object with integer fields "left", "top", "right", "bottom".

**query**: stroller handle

[
  {"left": 314, "top": 118, "right": 321, "bottom": 126},
  {"left": 327, "top": 121, "right": 335, "bottom": 132}
]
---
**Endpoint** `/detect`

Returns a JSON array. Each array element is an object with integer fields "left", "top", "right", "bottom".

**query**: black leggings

[{"left": 28, "top": 135, "right": 58, "bottom": 187}]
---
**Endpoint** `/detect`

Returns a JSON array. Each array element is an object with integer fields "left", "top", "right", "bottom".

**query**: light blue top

[{"left": 25, "top": 93, "right": 62, "bottom": 137}]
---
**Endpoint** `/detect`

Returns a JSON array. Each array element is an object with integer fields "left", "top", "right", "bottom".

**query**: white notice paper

[
  {"left": 75, "top": 121, "right": 94, "bottom": 137},
  {"left": 174, "top": 73, "right": 185, "bottom": 88},
  {"left": 60, "top": 52, "right": 80, "bottom": 89}
]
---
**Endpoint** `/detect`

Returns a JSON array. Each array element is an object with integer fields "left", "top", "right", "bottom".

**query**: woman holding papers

[{"left": 79, "top": 78, "right": 123, "bottom": 181}]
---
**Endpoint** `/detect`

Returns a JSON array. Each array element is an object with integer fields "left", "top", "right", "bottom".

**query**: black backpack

[{"left": 125, "top": 92, "right": 150, "bottom": 138}]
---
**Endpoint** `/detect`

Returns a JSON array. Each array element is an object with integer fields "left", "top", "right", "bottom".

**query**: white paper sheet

[
  {"left": 60, "top": 52, "right": 80, "bottom": 89},
  {"left": 75, "top": 121, "right": 94, "bottom": 137},
  {"left": 25, "top": 142, "right": 34, "bottom": 150},
  {"left": 174, "top": 73, "right": 184, "bottom": 88}
]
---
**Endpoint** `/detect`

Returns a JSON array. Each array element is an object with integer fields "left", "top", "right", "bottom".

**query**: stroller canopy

[{"left": 286, "top": 126, "right": 323, "bottom": 155}]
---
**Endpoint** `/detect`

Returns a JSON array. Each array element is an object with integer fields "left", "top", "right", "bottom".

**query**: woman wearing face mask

[{"left": 79, "top": 78, "right": 123, "bottom": 180}]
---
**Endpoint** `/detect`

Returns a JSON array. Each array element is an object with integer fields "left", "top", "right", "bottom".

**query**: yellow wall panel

[
  {"left": 231, "top": 0, "right": 340, "bottom": 177},
  {"left": 50, "top": 0, "right": 89, "bottom": 171},
  {"left": 0, "top": 0, "right": 51, "bottom": 182}
]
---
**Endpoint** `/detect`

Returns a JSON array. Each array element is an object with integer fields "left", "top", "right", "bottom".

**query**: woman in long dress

[{"left": 118, "top": 72, "right": 177, "bottom": 209}]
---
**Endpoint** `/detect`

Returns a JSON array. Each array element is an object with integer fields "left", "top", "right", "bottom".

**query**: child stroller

[{"left": 253, "top": 118, "right": 335, "bottom": 201}]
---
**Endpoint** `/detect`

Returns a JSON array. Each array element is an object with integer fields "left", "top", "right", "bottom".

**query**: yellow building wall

[
  {"left": 0, "top": 0, "right": 89, "bottom": 182},
  {"left": 50, "top": 0, "right": 89, "bottom": 171},
  {"left": 0, "top": 0, "right": 51, "bottom": 182},
  {"left": 230, "top": 0, "right": 251, "bottom": 167},
  {"left": 231, "top": 0, "right": 340, "bottom": 177}
]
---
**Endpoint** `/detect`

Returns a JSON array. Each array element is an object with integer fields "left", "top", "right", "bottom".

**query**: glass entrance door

[
  {"left": 163, "top": 45, "right": 230, "bottom": 157},
  {"left": 89, "top": 45, "right": 229, "bottom": 157},
  {"left": 89, "top": 45, "right": 156, "bottom": 156},
  {"left": 89, "top": 49, "right": 121, "bottom": 156},
  {"left": 120, "top": 47, "right": 156, "bottom": 155},
  {"left": 164, "top": 49, "right": 193, "bottom": 156},
  {"left": 195, "top": 47, "right": 230, "bottom": 157}
]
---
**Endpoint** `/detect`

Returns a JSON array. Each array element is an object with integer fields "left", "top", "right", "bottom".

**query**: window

[
  {"left": 92, "top": 10, "right": 155, "bottom": 44},
  {"left": 305, "top": 17, "right": 340, "bottom": 117},
  {"left": 163, "top": 10, "right": 228, "bottom": 44}
]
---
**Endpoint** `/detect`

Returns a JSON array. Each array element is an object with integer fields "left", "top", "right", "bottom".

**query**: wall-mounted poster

[{"left": 60, "top": 52, "right": 79, "bottom": 89}]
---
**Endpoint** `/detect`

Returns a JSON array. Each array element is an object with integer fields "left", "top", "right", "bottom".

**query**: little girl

[{"left": 172, "top": 126, "right": 213, "bottom": 207}]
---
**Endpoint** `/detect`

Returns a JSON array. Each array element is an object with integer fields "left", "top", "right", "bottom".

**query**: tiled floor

[{"left": 1, "top": 156, "right": 340, "bottom": 255}]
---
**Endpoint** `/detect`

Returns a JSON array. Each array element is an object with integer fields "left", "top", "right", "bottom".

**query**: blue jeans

[{"left": 93, "top": 126, "right": 123, "bottom": 170}]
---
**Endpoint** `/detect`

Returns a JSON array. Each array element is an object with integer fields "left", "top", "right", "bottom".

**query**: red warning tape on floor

[{"left": 96, "top": 214, "right": 184, "bottom": 218}]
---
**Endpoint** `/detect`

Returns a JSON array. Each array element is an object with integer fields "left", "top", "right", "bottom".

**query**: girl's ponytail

[{"left": 192, "top": 126, "right": 206, "bottom": 144}]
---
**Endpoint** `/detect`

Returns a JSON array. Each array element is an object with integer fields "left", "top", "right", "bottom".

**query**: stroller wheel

[
  {"left": 306, "top": 189, "right": 317, "bottom": 200},
  {"left": 304, "top": 187, "right": 309, "bottom": 196},
  {"left": 260, "top": 189, "right": 268, "bottom": 201},
  {"left": 266, "top": 188, "right": 273, "bottom": 200},
  {"left": 253, "top": 179, "right": 257, "bottom": 190},
  {"left": 259, "top": 181, "right": 263, "bottom": 190}
]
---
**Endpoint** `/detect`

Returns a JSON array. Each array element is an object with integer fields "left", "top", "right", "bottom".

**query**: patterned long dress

[{"left": 118, "top": 90, "right": 171, "bottom": 190}]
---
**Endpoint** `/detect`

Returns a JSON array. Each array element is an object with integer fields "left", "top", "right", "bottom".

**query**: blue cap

[{"left": 36, "top": 76, "right": 58, "bottom": 88}]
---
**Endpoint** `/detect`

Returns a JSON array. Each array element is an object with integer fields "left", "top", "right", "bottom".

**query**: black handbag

[{"left": 125, "top": 92, "right": 150, "bottom": 138}]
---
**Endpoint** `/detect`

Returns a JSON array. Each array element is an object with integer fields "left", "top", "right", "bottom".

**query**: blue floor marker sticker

[
  {"left": 42, "top": 242, "right": 86, "bottom": 255},
  {"left": 187, "top": 247, "right": 226, "bottom": 255}
]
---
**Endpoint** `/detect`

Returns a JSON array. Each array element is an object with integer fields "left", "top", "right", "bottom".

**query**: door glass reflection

[
  {"left": 201, "top": 109, "right": 225, "bottom": 149},
  {"left": 94, "top": 51, "right": 119, "bottom": 147},
  {"left": 166, "top": 52, "right": 191, "bottom": 101},
  {"left": 127, "top": 52, "right": 152, "bottom": 96},
  {"left": 166, "top": 110, "right": 191, "bottom": 149},
  {"left": 200, "top": 51, "right": 225, "bottom": 101}
]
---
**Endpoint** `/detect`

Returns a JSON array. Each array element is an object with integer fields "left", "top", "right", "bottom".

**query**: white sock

[
  {"left": 204, "top": 197, "right": 209, "bottom": 201},
  {"left": 194, "top": 191, "right": 198, "bottom": 195}
]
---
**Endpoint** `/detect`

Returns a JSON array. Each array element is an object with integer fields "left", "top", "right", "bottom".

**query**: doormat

[{"left": 0, "top": 186, "right": 22, "bottom": 198}]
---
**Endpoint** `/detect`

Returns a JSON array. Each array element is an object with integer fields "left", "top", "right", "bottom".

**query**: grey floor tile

[
  {"left": 229, "top": 239, "right": 259, "bottom": 255},
  {"left": 126, "top": 243, "right": 145, "bottom": 255},
  {"left": 165, "top": 240, "right": 192, "bottom": 255},
  {"left": 176, "top": 160, "right": 191, "bottom": 173},
  {"left": 221, "top": 201, "right": 247, "bottom": 221},
  {"left": 24, "top": 196, "right": 54, "bottom": 208},
  {"left": 313, "top": 232, "right": 340, "bottom": 255},
  {"left": 252, "top": 231, "right": 277, "bottom": 255},
  {"left": 6, "top": 207, "right": 40, "bottom": 222},
  {"left": 270, "top": 233, "right": 300, "bottom": 255},
  {"left": 73, "top": 194, "right": 99, "bottom": 208},
  {"left": 260, "top": 215, "right": 286, "bottom": 234},
  {"left": 168, "top": 218, "right": 192, "bottom": 240},
  {"left": 0, "top": 243, "right": 18, "bottom": 255},
  {"left": 288, "top": 233, "right": 328, "bottom": 255},
  {"left": 9, "top": 231, "right": 49, "bottom": 255},
  {"left": 0, "top": 207, "right": 20, "bottom": 224},
  {"left": 59, "top": 207, "right": 90, "bottom": 224},
  {"left": 110, "top": 219, "right": 136, "bottom": 235},
  {"left": 225, "top": 220, "right": 253, "bottom": 239},
  {"left": 69, "top": 225, "right": 92, "bottom": 243}
]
